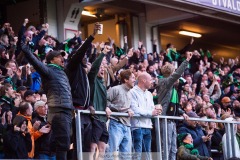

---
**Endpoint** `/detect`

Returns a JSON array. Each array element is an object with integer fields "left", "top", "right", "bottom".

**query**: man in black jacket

[
  {"left": 21, "top": 44, "right": 73, "bottom": 160},
  {"left": 65, "top": 22, "right": 101, "bottom": 155}
]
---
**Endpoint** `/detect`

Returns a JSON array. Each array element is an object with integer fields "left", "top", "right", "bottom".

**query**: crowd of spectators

[{"left": 0, "top": 18, "right": 240, "bottom": 160}]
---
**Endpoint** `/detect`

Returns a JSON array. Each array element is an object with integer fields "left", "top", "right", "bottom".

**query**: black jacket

[
  {"left": 66, "top": 35, "right": 94, "bottom": 107},
  {"left": 21, "top": 45, "right": 73, "bottom": 110},
  {"left": 32, "top": 114, "right": 55, "bottom": 157},
  {"left": 0, "top": 95, "right": 19, "bottom": 119},
  {"left": 3, "top": 130, "right": 32, "bottom": 159}
]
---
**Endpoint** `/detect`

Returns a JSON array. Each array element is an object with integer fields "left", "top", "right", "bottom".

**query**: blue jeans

[
  {"left": 107, "top": 119, "right": 132, "bottom": 159},
  {"left": 132, "top": 128, "right": 152, "bottom": 160},
  {"left": 38, "top": 154, "right": 56, "bottom": 160}
]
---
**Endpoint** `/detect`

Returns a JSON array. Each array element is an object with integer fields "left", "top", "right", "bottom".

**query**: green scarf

[
  {"left": 171, "top": 87, "right": 179, "bottom": 104},
  {"left": 206, "top": 50, "right": 212, "bottom": 58},
  {"left": 64, "top": 39, "right": 71, "bottom": 53},
  {"left": 47, "top": 64, "right": 64, "bottom": 70},
  {"left": 166, "top": 87, "right": 179, "bottom": 116},
  {"left": 184, "top": 143, "right": 199, "bottom": 155},
  {"left": 115, "top": 47, "right": 125, "bottom": 57},
  {"left": 166, "top": 48, "right": 180, "bottom": 62},
  {"left": 5, "top": 77, "right": 17, "bottom": 90}
]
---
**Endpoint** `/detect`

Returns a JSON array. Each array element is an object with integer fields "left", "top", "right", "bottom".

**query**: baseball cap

[
  {"left": 46, "top": 50, "right": 65, "bottom": 64},
  {"left": 186, "top": 111, "right": 199, "bottom": 118},
  {"left": 34, "top": 100, "right": 46, "bottom": 111},
  {"left": 221, "top": 97, "right": 231, "bottom": 103}
]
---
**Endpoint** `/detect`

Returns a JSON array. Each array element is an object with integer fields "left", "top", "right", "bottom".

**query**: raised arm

[
  {"left": 166, "top": 52, "right": 192, "bottom": 87},
  {"left": 88, "top": 45, "right": 110, "bottom": 81},
  {"left": 18, "top": 19, "right": 28, "bottom": 42},
  {"left": 179, "top": 37, "right": 194, "bottom": 55},
  {"left": 112, "top": 48, "right": 133, "bottom": 73},
  {"left": 30, "top": 24, "right": 48, "bottom": 48},
  {"left": 21, "top": 45, "right": 50, "bottom": 77},
  {"left": 67, "top": 23, "right": 100, "bottom": 70}
]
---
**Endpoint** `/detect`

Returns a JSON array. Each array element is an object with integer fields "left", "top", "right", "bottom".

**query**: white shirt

[{"left": 129, "top": 85, "right": 155, "bottom": 129}]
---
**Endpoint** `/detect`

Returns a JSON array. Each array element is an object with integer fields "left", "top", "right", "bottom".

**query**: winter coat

[
  {"left": 21, "top": 45, "right": 73, "bottom": 110},
  {"left": 178, "top": 124, "right": 210, "bottom": 157},
  {"left": 177, "top": 145, "right": 209, "bottom": 160},
  {"left": 3, "top": 115, "right": 32, "bottom": 159},
  {"left": 32, "top": 114, "right": 55, "bottom": 158},
  {"left": 65, "top": 35, "right": 94, "bottom": 107}
]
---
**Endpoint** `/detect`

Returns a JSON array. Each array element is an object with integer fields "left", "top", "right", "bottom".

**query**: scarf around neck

[{"left": 183, "top": 143, "right": 199, "bottom": 155}]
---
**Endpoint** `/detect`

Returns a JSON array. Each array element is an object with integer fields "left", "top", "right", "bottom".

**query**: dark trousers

[
  {"left": 71, "top": 114, "right": 92, "bottom": 160},
  {"left": 49, "top": 112, "right": 72, "bottom": 160},
  {"left": 80, "top": 114, "right": 92, "bottom": 152}
]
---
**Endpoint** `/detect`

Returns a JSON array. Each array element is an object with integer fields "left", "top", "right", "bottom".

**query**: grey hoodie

[{"left": 157, "top": 60, "right": 189, "bottom": 115}]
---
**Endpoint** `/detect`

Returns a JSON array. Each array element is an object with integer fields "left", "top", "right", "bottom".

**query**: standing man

[
  {"left": 106, "top": 69, "right": 135, "bottom": 159},
  {"left": 89, "top": 47, "right": 111, "bottom": 159},
  {"left": 21, "top": 45, "right": 73, "bottom": 160},
  {"left": 65, "top": 23, "right": 101, "bottom": 157},
  {"left": 130, "top": 72, "right": 162, "bottom": 160},
  {"left": 157, "top": 51, "right": 192, "bottom": 160}
]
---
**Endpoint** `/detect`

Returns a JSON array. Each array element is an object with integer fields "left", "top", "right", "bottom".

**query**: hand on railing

[
  {"left": 127, "top": 109, "right": 134, "bottom": 117},
  {"left": 105, "top": 107, "right": 112, "bottom": 118},
  {"left": 182, "top": 113, "right": 189, "bottom": 120},
  {"left": 152, "top": 109, "right": 161, "bottom": 116},
  {"left": 88, "top": 106, "right": 95, "bottom": 115}
]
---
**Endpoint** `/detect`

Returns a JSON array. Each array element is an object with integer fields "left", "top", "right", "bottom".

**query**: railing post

[
  {"left": 230, "top": 123, "right": 236, "bottom": 157},
  {"left": 76, "top": 110, "right": 240, "bottom": 160},
  {"left": 225, "top": 123, "right": 232, "bottom": 159},
  {"left": 155, "top": 116, "right": 162, "bottom": 160},
  {"left": 76, "top": 110, "right": 83, "bottom": 160},
  {"left": 163, "top": 118, "right": 168, "bottom": 160}
]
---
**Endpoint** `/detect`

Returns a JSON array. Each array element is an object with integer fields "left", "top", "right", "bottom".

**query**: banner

[{"left": 183, "top": 0, "right": 240, "bottom": 15}]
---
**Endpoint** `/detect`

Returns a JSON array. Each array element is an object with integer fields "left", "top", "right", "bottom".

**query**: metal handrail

[
  {"left": 76, "top": 110, "right": 240, "bottom": 160},
  {"left": 79, "top": 110, "right": 240, "bottom": 124}
]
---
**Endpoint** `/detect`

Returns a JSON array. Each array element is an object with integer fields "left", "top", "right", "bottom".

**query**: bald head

[
  {"left": 138, "top": 72, "right": 151, "bottom": 82},
  {"left": 138, "top": 72, "right": 152, "bottom": 90}
]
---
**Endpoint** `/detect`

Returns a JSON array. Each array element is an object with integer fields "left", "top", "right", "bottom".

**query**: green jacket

[
  {"left": 93, "top": 76, "right": 107, "bottom": 122},
  {"left": 88, "top": 53, "right": 107, "bottom": 122},
  {"left": 177, "top": 145, "right": 210, "bottom": 160}
]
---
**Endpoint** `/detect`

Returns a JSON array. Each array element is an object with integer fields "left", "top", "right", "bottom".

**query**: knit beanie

[{"left": 177, "top": 133, "right": 189, "bottom": 145}]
